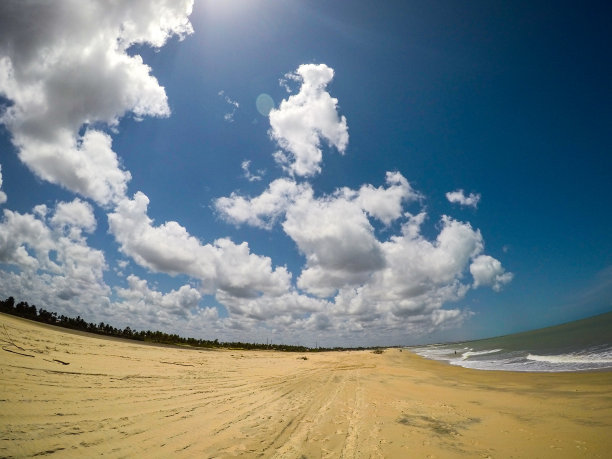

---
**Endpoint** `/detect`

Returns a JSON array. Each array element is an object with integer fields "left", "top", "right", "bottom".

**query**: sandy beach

[{"left": 1, "top": 313, "right": 611, "bottom": 458}]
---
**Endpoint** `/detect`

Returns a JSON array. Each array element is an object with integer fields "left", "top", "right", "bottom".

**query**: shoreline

[
  {"left": 2, "top": 313, "right": 611, "bottom": 457},
  {"left": 407, "top": 349, "right": 612, "bottom": 374}
]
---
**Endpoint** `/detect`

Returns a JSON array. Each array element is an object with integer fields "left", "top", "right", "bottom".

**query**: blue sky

[{"left": 0, "top": 0, "right": 610, "bottom": 347}]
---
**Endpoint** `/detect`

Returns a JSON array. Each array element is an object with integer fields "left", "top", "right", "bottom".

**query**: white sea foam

[
  {"left": 410, "top": 346, "right": 457, "bottom": 360},
  {"left": 460, "top": 348, "right": 502, "bottom": 360},
  {"left": 450, "top": 350, "right": 612, "bottom": 372},
  {"left": 527, "top": 352, "right": 612, "bottom": 365},
  {"left": 410, "top": 341, "right": 612, "bottom": 372},
  {"left": 450, "top": 357, "right": 527, "bottom": 371}
]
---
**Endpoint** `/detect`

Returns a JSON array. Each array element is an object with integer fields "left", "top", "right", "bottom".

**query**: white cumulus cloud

[
  {"left": 470, "top": 254, "right": 513, "bottom": 291},
  {"left": 0, "top": 0, "right": 194, "bottom": 205},
  {"left": 0, "top": 199, "right": 110, "bottom": 318},
  {"left": 215, "top": 169, "right": 510, "bottom": 326},
  {"left": 115, "top": 275, "right": 202, "bottom": 320},
  {"left": 0, "top": 199, "right": 224, "bottom": 335},
  {"left": 269, "top": 63, "right": 348, "bottom": 177},
  {"left": 283, "top": 185, "right": 386, "bottom": 298},
  {"left": 215, "top": 178, "right": 307, "bottom": 229},
  {"left": 50, "top": 199, "right": 97, "bottom": 235},
  {"left": 15, "top": 129, "right": 131, "bottom": 206},
  {"left": 110, "top": 275, "right": 222, "bottom": 332},
  {"left": 329, "top": 216, "right": 485, "bottom": 323},
  {"left": 108, "top": 191, "right": 292, "bottom": 300},
  {"left": 446, "top": 189, "right": 481, "bottom": 208},
  {"left": 350, "top": 171, "right": 421, "bottom": 225}
]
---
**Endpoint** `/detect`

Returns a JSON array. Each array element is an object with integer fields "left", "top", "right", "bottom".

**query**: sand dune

[{"left": 1, "top": 313, "right": 611, "bottom": 458}]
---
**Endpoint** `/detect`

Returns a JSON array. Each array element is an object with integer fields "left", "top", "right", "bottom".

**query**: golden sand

[{"left": 1, "top": 312, "right": 611, "bottom": 458}]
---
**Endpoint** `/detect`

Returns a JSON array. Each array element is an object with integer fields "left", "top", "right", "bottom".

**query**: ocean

[{"left": 410, "top": 311, "right": 612, "bottom": 372}]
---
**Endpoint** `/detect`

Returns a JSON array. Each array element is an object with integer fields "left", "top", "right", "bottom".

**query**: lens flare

[{"left": 256, "top": 93, "right": 274, "bottom": 116}]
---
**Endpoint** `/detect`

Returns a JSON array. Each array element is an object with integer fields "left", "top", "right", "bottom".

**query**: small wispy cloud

[
  {"left": 446, "top": 189, "right": 481, "bottom": 208},
  {"left": 218, "top": 90, "right": 239, "bottom": 122},
  {"left": 0, "top": 164, "right": 7, "bottom": 204},
  {"left": 278, "top": 70, "right": 301, "bottom": 93},
  {"left": 241, "top": 160, "right": 264, "bottom": 182}
]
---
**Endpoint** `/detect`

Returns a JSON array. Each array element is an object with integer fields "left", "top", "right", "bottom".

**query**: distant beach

[{"left": 2, "top": 312, "right": 611, "bottom": 458}]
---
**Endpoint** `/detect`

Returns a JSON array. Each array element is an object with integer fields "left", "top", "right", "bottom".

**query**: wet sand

[{"left": 1, "top": 312, "right": 611, "bottom": 458}]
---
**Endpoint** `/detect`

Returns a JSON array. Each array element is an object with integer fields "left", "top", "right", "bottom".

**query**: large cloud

[
  {"left": 110, "top": 275, "right": 223, "bottom": 335},
  {"left": 216, "top": 169, "right": 512, "bottom": 334},
  {"left": 0, "top": 208, "right": 55, "bottom": 271},
  {"left": 352, "top": 216, "right": 486, "bottom": 318},
  {"left": 283, "top": 185, "right": 386, "bottom": 297},
  {"left": 0, "top": 197, "right": 226, "bottom": 335},
  {"left": 0, "top": 199, "right": 110, "bottom": 317},
  {"left": 214, "top": 178, "right": 307, "bottom": 229},
  {"left": 0, "top": 0, "right": 193, "bottom": 205},
  {"left": 269, "top": 63, "right": 349, "bottom": 177},
  {"left": 215, "top": 164, "right": 512, "bottom": 333},
  {"left": 50, "top": 198, "right": 97, "bottom": 235},
  {"left": 108, "top": 191, "right": 292, "bottom": 299},
  {"left": 216, "top": 171, "right": 424, "bottom": 299},
  {"left": 115, "top": 275, "right": 203, "bottom": 321},
  {"left": 217, "top": 289, "right": 325, "bottom": 321}
]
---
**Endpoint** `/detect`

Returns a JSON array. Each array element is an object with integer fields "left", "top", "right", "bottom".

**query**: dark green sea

[{"left": 411, "top": 311, "right": 612, "bottom": 372}]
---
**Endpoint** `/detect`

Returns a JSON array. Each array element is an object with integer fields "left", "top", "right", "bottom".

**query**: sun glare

[{"left": 200, "top": 0, "right": 264, "bottom": 19}]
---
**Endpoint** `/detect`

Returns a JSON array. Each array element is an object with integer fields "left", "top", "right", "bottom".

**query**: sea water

[{"left": 410, "top": 311, "right": 612, "bottom": 372}]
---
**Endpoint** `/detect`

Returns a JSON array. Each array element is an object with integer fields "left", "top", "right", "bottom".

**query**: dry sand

[{"left": 1, "top": 313, "right": 611, "bottom": 458}]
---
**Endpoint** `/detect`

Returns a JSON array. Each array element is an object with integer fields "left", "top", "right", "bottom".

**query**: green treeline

[{"left": 0, "top": 296, "right": 371, "bottom": 352}]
